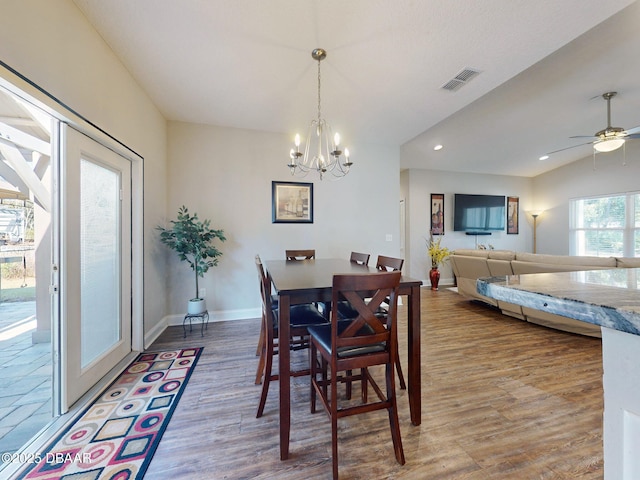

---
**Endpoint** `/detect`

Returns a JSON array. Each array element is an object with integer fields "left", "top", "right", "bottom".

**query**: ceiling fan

[{"left": 546, "top": 92, "right": 640, "bottom": 156}]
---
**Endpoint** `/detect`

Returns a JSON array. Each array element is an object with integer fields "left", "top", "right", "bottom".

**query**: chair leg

[
  {"left": 395, "top": 351, "right": 406, "bottom": 390},
  {"left": 322, "top": 357, "right": 329, "bottom": 400},
  {"left": 255, "top": 316, "right": 265, "bottom": 356},
  {"left": 256, "top": 337, "right": 274, "bottom": 418},
  {"left": 386, "top": 362, "right": 405, "bottom": 465},
  {"left": 254, "top": 316, "right": 267, "bottom": 384},
  {"left": 360, "top": 368, "right": 367, "bottom": 403},
  {"left": 254, "top": 337, "right": 267, "bottom": 385},
  {"left": 310, "top": 341, "right": 317, "bottom": 414},
  {"left": 331, "top": 364, "right": 339, "bottom": 480}
]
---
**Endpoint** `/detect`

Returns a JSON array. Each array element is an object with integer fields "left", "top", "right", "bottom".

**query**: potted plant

[
  {"left": 157, "top": 206, "right": 226, "bottom": 314},
  {"left": 426, "top": 231, "right": 450, "bottom": 290}
]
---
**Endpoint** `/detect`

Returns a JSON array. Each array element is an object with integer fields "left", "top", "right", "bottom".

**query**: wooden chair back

[
  {"left": 376, "top": 255, "right": 404, "bottom": 272},
  {"left": 349, "top": 251, "right": 370, "bottom": 266},
  {"left": 330, "top": 271, "right": 401, "bottom": 362},
  {"left": 255, "top": 255, "right": 272, "bottom": 318},
  {"left": 286, "top": 249, "right": 315, "bottom": 260}
]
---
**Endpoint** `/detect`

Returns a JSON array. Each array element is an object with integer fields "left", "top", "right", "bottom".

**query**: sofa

[{"left": 449, "top": 249, "right": 640, "bottom": 337}]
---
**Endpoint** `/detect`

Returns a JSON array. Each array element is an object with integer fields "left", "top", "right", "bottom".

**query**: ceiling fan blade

[
  {"left": 545, "top": 141, "right": 594, "bottom": 155},
  {"left": 623, "top": 125, "right": 640, "bottom": 135},
  {"left": 569, "top": 135, "right": 598, "bottom": 139},
  {"left": 624, "top": 133, "right": 640, "bottom": 139}
]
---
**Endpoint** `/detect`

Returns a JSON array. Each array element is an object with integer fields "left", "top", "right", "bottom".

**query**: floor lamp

[{"left": 531, "top": 213, "right": 539, "bottom": 254}]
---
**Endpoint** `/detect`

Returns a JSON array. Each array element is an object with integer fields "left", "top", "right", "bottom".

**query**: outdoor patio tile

[
  {"left": 0, "top": 402, "right": 42, "bottom": 429},
  {"left": 15, "top": 385, "right": 51, "bottom": 406},
  {"left": 0, "top": 395, "right": 21, "bottom": 407}
]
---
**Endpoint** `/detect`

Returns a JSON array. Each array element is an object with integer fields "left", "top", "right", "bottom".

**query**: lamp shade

[{"left": 594, "top": 137, "right": 625, "bottom": 153}]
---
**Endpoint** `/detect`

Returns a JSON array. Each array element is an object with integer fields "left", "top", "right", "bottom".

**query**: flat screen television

[{"left": 453, "top": 194, "right": 506, "bottom": 233}]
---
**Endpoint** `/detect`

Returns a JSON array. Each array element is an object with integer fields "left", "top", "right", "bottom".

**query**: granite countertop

[{"left": 476, "top": 269, "right": 640, "bottom": 336}]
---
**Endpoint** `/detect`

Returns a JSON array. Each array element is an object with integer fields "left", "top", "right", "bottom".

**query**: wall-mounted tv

[{"left": 453, "top": 194, "right": 506, "bottom": 233}]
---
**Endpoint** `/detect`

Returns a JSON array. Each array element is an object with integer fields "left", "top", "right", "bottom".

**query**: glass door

[
  {"left": 59, "top": 124, "right": 132, "bottom": 410},
  {"left": 0, "top": 83, "right": 55, "bottom": 463}
]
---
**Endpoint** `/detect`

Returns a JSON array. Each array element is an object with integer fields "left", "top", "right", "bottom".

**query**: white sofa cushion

[
  {"left": 453, "top": 249, "right": 490, "bottom": 258},
  {"left": 616, "top": 257, "right": 640, "bottom": 268},
  {"left": 515, "top": 252, "right": 616, "bottom": 267},
  {"left": 488, "top": 250, "right": 516, "bottom": 261}
]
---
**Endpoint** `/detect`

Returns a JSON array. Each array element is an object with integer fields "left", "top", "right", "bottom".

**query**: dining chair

[
  {"left": 285, "top": 249, "right": 315, "bottom": 260},
  {"left": 254, "top": 255, "right": 327, "bottom": 418},
  {"left": 284, "top": 249, "right": 319, "bottom": 348},
  {"left": 308, "top": 271, "right": 405, "bottom": 479},
  {"left": 375, "top": 255, "right": 407, "bottom": 389},
  {"left": 254, "top": 254, "right": 278, "bottom": 383}
]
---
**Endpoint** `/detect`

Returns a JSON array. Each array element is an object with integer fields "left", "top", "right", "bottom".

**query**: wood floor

[{"left": 145, "top": 288, "right": 604, "bottom": 479}]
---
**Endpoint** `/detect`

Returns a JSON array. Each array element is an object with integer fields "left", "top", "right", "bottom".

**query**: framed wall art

[
  {"left": 507, "top": 196, "right": 519, "bottom": 234},
  {"left": 430, "top": 193, "right": 444, "bottom": 235},
  {"left": 272, "top": 181, "right": 314, "bottom": 223}
]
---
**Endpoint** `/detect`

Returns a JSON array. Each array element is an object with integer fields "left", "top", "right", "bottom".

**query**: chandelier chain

[{"left": 317, "top": 58, "right": 322, "bottom": 122}]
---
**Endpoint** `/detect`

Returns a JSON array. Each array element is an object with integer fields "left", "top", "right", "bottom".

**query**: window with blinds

[{"left": 570, "top": 193, "right": 640, "bottom": 257}]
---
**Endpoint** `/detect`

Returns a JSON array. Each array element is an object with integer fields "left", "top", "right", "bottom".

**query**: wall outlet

[
  {"left": 386, "top": 234, "right": 393, "bottom": 242},
  {"left": 199, "top": 288, "right": 206, "bottom": 298}
]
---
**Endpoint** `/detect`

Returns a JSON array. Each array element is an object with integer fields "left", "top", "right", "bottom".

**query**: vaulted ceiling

[{"left": 71, "top": 0, "right": 640, "bottom": 177}]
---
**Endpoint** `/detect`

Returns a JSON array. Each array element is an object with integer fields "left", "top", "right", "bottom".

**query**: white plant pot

[{"left": 188, "top": 298, "right": 206, "bottom": 315}]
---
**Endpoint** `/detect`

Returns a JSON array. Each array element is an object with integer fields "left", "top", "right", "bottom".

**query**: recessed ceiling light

[
  {"left": 433, "top": 144, "right": 443, "bottom": 151},
  {"left": 539, "top": 155, "right": 549, "bottom": 161}
]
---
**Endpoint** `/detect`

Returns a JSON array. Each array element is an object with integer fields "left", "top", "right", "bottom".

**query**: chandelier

[{"left": 288, "top": 48, "right": 353, "bottom": 180}]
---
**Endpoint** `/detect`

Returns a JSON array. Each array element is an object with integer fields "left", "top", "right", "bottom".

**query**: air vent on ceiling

[{"left": 441, "top": 68, "right": 481, "bottom": 92}]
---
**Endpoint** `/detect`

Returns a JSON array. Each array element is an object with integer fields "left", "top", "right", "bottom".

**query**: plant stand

[{"left": 183, "top": 310, "right": 209, "bottom": 338}]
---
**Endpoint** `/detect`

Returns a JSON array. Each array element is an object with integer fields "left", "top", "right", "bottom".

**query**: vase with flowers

[{"left": 426, "top": 231, "right": 450, "bottom": 290}]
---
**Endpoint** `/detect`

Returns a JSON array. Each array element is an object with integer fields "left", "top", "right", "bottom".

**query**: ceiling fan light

[
  {"left": 594, "top": 138, "right": 624, "bottom": 152},
  {"left": 594, "top": 137, "right": 625, "bottom": 153}
]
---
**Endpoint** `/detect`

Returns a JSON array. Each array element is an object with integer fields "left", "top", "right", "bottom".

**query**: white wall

[
  {"left": 0, "top": 0, "right": 168, "bottom": 337},
  {"left": 401, "top": 169, "right": 533, "bottom": 283},
  {"left": 533, "top": 142, "right": 640, "bottom": 255},
  {"left": 165, "top": 122, "right": 402, "bottom": 318}
]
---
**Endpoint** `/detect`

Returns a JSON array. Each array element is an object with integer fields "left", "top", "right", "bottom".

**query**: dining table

[{"left": 264, "top": 258, "right": 423, "bottom": 460}]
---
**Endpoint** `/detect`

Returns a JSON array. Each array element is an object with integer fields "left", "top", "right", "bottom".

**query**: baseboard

[
  {"left": 144, "top": 316, "right": 169, "bottom": 349},
  {"left": 165, "top": 307, "right": 261, "bottom": 326}
]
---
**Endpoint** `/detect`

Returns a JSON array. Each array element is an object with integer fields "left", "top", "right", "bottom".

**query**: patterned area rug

[{"left": 17, "top": 347, "right": 202, "bottom": 480}]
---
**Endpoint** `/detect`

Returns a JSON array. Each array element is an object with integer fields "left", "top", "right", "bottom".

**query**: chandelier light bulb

[
  {"left": 334, "top": 133, "right": 340, "bottom": 147},
  {"left": 294, "top": 134, "right": 300, "bottom": 147}
]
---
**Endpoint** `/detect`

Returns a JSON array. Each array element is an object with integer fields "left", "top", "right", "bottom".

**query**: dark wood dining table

[{"left": 264, "top": 258, "right": 423, "bottom": 460}]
